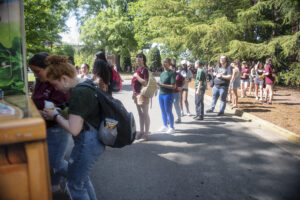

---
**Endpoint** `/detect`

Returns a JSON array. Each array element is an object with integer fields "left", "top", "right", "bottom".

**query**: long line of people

[
  {"left": 29, "top": 51, "right": 276, "bottom": 199},
  {"left": 133, "top": 54, "right": 277, "bottom": 141}
]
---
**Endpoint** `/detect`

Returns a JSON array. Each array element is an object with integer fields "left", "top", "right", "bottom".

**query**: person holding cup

[{"left": 29, "top": 52, "right": 70, "bottom": 193}]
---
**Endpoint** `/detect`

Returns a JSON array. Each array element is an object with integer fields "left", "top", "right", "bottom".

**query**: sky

[{"left": 59, "top": 14, "right": 80, "bottom": 44}]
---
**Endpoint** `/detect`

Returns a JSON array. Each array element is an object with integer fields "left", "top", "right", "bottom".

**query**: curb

[
  {"left": 190, "top": 87, "right": 300, "bottom": 145},
  {"left": 231, "top": 107, "right": 300, "bottom": 145}
]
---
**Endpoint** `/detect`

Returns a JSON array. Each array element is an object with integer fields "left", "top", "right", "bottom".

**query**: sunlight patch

[
  {"left": 158, "top": 152, "right": 201, "bottom": 165},
  {"left": 146, "top": 141, "right": 205, "bottom": 148}
]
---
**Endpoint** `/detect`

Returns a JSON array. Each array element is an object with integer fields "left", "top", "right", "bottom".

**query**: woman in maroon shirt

[
  {"left": 131, "top": 53, "right": 150, "bottom": 141},
  {"left": 264, "top": 58, "right": 276, "bottom": 104},
  {"left": 240, "top": 61, "right": 250, "bottom": 98},
  {"left": 29, "top": 52, "right": 70, "bottom": 193}
]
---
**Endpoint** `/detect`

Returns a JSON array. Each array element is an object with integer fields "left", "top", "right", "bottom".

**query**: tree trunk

[
  {"left": 115, "top": 54, "right": 122, "bottom": 72},
  {"left": 291, "top": 19, "right": 299, "bottom": 34},
  {"left": 271, "top": 5, "right": 279, "bottom": 37},
  {"left": 172, "top": 59, "right": 177, "bottom": 67}
]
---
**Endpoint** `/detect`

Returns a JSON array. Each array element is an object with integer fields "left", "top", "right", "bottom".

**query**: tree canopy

[{"left": 24, "top": 0, "right": 300, "bottom": 85}]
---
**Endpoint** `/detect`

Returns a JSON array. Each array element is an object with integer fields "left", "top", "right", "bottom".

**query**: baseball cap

[{"left": 181, "top": 60, "right": 187, "bottom": 65}]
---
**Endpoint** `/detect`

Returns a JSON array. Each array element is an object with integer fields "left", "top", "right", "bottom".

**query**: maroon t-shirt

[
  {"left": 32, "top": 80, "right": 67, "bottom": 128},
  {"left": 131, "top": 67, "right": 149, "bottom": 95},
  {"left": 241, "top": 67, "right": 250, "bottom": 80},
  {"left": 174, "top": 72, "right": 185, "bottom": 93},
  {"left": 265, "top": 65, "right": 276, "bottom": 84}
]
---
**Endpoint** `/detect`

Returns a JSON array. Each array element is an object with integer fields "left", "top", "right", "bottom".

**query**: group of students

[
  {"left": 228, "top": 58, "right": 276, "bottom": 109},
  {"left": 131, "top": 54, "right": 207, "bottom": 141},
  {"left": 29, "top": 51, "right": 113, "bottom": 199},
  {"left": 205, "top": 55, "right": 276, "bottom": 116}
]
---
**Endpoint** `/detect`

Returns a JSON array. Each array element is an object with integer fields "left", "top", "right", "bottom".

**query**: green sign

[{"left": 0, "top": 0, "right": 27, "bottom": 95}]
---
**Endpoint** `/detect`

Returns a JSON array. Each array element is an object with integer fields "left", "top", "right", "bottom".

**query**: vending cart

[{"left": 0, "top": 0, "right": 52, "bottom": 199}]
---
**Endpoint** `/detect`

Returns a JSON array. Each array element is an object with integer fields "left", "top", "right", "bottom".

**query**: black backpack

[{"left": 78, "top": 82, "right": 136, "bottom": 148}]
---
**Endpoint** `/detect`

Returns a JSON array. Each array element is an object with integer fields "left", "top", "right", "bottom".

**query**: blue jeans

[
  {"left": 210, "top": 86, "right": 228, "bottom": 113},
  {"left": 195, "top": 89, "right": 205, "bottom": 116},
  {"left": 159, "top": 93, "right": 174, "bottom": 128},
  {"left": 173, "top": 92, "right": 181, "bottom": 120},
  {"left": 66, "top": 129, "right": 105, "bottom": 200},
  {"left": 47, "top": 125, "right": 70, "bottom": 185}
]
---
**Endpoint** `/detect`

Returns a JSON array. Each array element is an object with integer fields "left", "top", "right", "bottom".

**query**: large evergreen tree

[{"left": 148, "top": 46, "right": 162, "bottom": 71}]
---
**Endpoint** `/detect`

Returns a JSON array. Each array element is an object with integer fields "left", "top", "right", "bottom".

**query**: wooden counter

[{"left": 0, "top": 96, "right": 52, "bottom": 200}]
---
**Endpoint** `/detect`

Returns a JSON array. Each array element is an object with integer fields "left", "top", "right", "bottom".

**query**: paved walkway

[{"left": 87, "top": 80, "right": 300, "bottom": 200}]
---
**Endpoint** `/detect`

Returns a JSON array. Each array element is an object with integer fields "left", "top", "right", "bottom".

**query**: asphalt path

[{"left": 68, "top": 80, "right": 300, "bottom": 200}]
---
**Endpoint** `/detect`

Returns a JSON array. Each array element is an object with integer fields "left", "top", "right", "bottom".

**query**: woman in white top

[
  {"left": 178, "top": 60, "right": 193, "bottom": 116},
  {"left": 78, "top": 63, "right": 92, "bottom": 80},
  {"left": 254, "top": 62, "right": 265, "bottom": 101}
]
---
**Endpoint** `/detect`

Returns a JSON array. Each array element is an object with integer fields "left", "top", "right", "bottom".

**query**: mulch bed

[{"left": 189, "top": 79, "right": 300, "bottom": 136}]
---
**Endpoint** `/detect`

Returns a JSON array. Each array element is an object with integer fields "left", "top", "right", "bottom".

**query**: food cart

[{"left": 0, "top": 0, "right": 52, "bottom": 199}]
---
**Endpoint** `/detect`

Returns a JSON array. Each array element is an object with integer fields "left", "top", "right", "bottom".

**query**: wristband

[{"left": 53, "top": 113, "right": 61, "bottom": 122}]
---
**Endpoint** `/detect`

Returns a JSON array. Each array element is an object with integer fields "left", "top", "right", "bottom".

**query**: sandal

[
  {"left": 135, "top": 132, "right": 144, "bottom": 140},
  {"left": 140, "top": 133, "right": 149, "bottom": 142}
]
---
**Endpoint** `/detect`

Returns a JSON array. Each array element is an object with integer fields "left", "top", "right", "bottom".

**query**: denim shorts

[
  {"left": 241, "top": 79, "right": 249, "bottom": 83},
  {"left": 255, "top": 79, "right": 264, "bottom": 86}
]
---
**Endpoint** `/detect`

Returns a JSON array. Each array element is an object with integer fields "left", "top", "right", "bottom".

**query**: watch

[{"left": 53, "top": 113, "right": 61, "bottom": 121}]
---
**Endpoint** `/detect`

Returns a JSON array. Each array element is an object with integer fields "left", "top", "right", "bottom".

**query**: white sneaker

[
  {"left": 181, "top": 111, "right": 185, "bottom": 117},
  {"left": 167, "top": 128, "right": 175, "bottom": 134},
  {"left": 187, "top": 112, "right": 191, "bottom": 116},
  {"left": 255, "top": 96, "right": 259, "bottom": 100},
  {"left": 158, "top": 126, "right": 168, "bottom": 133}
]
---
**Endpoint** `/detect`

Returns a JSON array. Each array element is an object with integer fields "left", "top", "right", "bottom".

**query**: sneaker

[
  {"left": 187, "top": 112, "right": 192, "bottom": 116},
  {"left": 167, "top": 128, "right": 175, "bottom": 134},
  {"left": 195, "top": 115, "right": 204, "bottom": 120},
  {"left": 206, "top": 109, "right": 213, "bottom": 113},
  {"left": 217, "top": 112, "right": 224, "bottom": 116},
  {"left": 181, "top": 111, "right": 185, "bottom": 117},
  {"left": 158, "top": 126, "right": 168, "bottom": 133},
  {"left": 193, "top": 115, "right": 199, "bottom": 119},
  {"left": 175, "top": 119, "right": 181, "bottom": 123},
  {"left": 255, "top": 96, "right": 259, "bottom": 100}
]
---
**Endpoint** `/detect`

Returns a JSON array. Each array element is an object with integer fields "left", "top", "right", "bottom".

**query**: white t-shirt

[
  {"left": 179, "top": 69, "right": 193, "bottom": 89},
  {"left": 77, "top": 73, "right": 92, "bottom": 81}
]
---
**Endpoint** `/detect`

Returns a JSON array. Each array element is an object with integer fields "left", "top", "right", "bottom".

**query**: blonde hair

[{"left": 45, "top": 55, "right": 76, "bottom": 81}]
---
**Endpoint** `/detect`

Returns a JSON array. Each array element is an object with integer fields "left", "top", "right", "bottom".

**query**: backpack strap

[{"left": 77, "top": 81, "right": 106, "bottom": 129}]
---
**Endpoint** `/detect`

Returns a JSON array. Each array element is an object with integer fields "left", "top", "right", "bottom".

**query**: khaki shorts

[{"left": 133, "top": 94, "right": 149, "bottom": 105}]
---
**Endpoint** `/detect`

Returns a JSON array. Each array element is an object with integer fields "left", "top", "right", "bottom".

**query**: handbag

[{"left": 140, "top": 72, "right": 157, "bottom": 98}]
